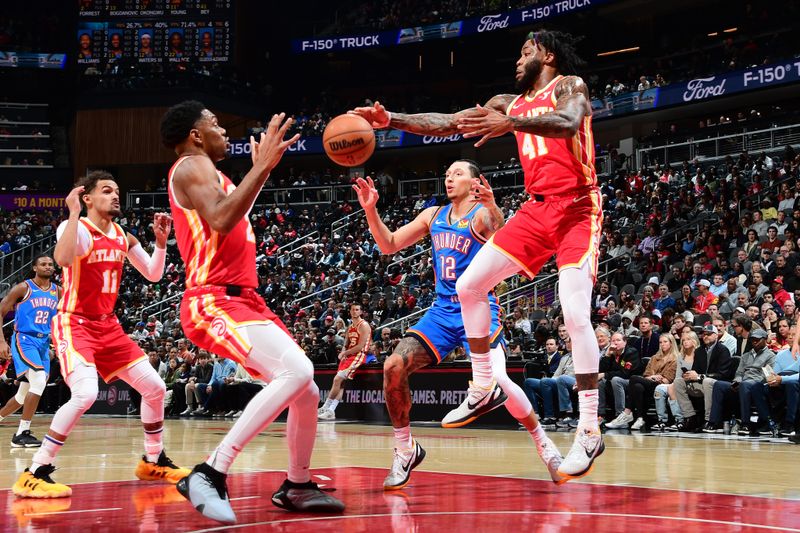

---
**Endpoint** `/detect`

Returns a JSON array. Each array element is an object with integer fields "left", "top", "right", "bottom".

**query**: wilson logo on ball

[{"left": 327, "top": 138, "right": 366, "bottom": 151}]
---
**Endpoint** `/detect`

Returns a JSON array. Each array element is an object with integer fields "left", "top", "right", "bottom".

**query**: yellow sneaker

[
  {"left": 12, "top": 465, "right": 72, "bottom": 498},
  {"left": 135, "top": 450, "right": 191, "bottom": 484},
  {"left": 10, "top": 497, "right": 72, "bottom": 526}
]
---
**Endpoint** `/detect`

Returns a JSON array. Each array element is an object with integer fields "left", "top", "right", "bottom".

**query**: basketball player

[
  {"left": 352, "top": 160, "right": 564, "bottom": 490},
  {"left": 351, "top": 30, "right": 603, "bottom": 479},
  {"left": 12, "top": 171, "right": 190, "bottom": 498},
  {"left": 318, "top": 302, "right": 371, "bottom": 420},
  {"left": 0, "top": 255, "right": 60, "bottom": 448},
  {"left": 161, "top": 100, "right": 344, "bottom": 524}
]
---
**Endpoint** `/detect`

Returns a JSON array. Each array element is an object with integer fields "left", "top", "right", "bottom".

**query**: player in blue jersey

[
  {"left": 0, "top": 255, "right": 60, "bottom": 448},
  {"left": 352, "top": 160, "right": 564, "bottom": 490}
]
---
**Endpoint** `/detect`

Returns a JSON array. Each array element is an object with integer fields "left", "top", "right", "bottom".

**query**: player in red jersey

[
  {"left": 161, "top": 101, "right": 344, "bottom": 524},
  {"left": 318, "top": 302, "right": 371, "bottom": 420},
  {"left": 12, "top": 170, "right": 190, "bottom": 498},
  {"left": 351, "top": 30, "right": 603, "bottom": 479}
]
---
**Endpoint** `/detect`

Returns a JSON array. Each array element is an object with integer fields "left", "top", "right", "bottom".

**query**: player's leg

[
  {"left": 113, "top": 359, "right": 190, "bottom": 483},
  {"left": 319, "top": 374, "right": 346, "bottom": 419},
  {"left": 13, "top": 363, "right": 98, "bottom": 498},
  {"left": 382, "top": 336, "right": 432, "bottom": 490},
  {"left": 556, "top": 261, "right": 605, "bottom": 478},
  {"left": 450, "top": 244, "right": 540, "bottom": 426},
  {"left": 11, "top": 370, "right": 47, "bottom": 448},
  {"left": 179, "top": 322, "right": 343, "bottom": 524},
  {"left": 489, "top": 345, "right": 565, "bottom": 484}
]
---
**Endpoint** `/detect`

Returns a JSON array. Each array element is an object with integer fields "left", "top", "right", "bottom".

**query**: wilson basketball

[{"left": 322, "top": 114, "right": 376, "bottom": 167}]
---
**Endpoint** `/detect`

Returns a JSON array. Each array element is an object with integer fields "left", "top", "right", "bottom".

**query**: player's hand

[
  {"left": 471, "top": 174, "right": 495, "bottom": 205},
  {"left": 352, "top": 177, "right": 380, "bottom": 209},
  {"left": 0, "top": 340, "right": 10, "bottom": 361},
  {"left": 457, "top": 105, "right": 514, "bottom": 147},
  {"left": 65, "top": 186, "right": 85, "bottom": 216},
  {"left": 348, "top": 101, "right": 390, "bottom": 129},
  {"left": 153, "top": 212, "right": 172, "bottom": 248},
  {"left": 250, "top": 113, "right": 301, "bottom": 175}
]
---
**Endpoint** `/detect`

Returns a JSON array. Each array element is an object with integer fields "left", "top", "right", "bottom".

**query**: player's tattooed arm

[
  {"left": 457, "top": 77, "right": 591, "bottom": 146},
  {"left": 508, "top": 76, "right": 591, "bottom": 137}
]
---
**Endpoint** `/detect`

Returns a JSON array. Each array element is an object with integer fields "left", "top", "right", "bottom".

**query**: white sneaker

[
  {"left": 558, "top": 427, "right": 604, "bottom": 479},
  {"left": 537, "top": 438, "right": 566, "bottom": 485},
  {"left": 318, "top": 409, "right": 336, "bottom": 421},
  {"left": 631, "top": 417, "right": 646, "bottom": 430},
  {"left": 441, "top": 380, "right": 507, "bottom": 428},
  {"left": 605, "top": 411, "right": 634, "bottom": 429},
  {"left": 383, "top": 440, "right": 426, "bottom": 490},
  {"left": 232, "top": 410, "right": 243, "bottom": 419},
  {"left": 317, "top": 406, "right": 328, "bottom": 416},
  {"left": 180, "top": 407, "right": 192, "bottom": 416}
]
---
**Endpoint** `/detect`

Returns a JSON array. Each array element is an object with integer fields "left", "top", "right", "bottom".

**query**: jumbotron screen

[{"left": 77, "top": 0, "right": 232, "bottom": 64}]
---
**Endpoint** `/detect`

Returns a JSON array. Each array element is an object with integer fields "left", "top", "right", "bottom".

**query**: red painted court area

[{"left": 3, "top": 467, "right": 800, "bottom": 532}]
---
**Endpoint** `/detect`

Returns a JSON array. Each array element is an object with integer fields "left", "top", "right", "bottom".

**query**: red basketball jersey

[
  {"left": 345, "top": 318, "right": 369, "bottom": 356},
  {"left": 507, "top": 75, "right": 596, "bottom": 196},
  {"left": 168, "top": 156, "right": 258, "bottom": 289},
  {"left": 59, "top": 218, "right": 128, "bottom": 316}
]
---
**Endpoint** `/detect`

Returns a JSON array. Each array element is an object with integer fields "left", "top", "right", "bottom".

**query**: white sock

[
  {"left": 32, "top": 435, "right": 64, "bottom": 472},
  {"left": 578, "top": 390, "right": 599, "bottom": 431},
  {"left": 322, "top": 399, "right": 332, "bottom": 410},
  {"left": 144, "top": 427, "right": 164, "bottom": 462},
  {"left": 470, "top": 351, "right": 493, "bottom": 389},
  {"left": 393, "top": 425, "right": 412, "bottom": 451},
  {"left": 0, "top": 415, "right": 5, "bottom": 422},
  {"left": 530, "top": 423, "right": 549, "bottom": 452},
  {"left": 329, "top": 399, "right": 339, "bottom": 412},
  {"left": 17, "top": 419, "right": 31, "bottom": 436}
]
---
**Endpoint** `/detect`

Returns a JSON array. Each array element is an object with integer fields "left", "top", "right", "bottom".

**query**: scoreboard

[{"left": 77, "top": 0, "right": 232, "bottom": 64}]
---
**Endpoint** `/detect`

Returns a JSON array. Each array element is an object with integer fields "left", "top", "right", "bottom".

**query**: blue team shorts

[
  {"left": 11, "top": 332, "right": 51, "bottom": 375},
  {"left": 405, "top": 297, "right": 504, "bottom": 364}
]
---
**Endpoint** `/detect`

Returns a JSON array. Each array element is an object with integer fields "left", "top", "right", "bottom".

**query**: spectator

[
  {"left": 761, "top": 346, "right": 800, "bottom": 437},
  {"left": 633, "top": 315, "right": 660, "bottom": 360},
  {"left": 626, "top": 332, "right": 679, "bottom": 430},
  {"left": 197, "top": 356, "right": 237, "bottom": 415},
  {"left": 183, "top": 351, "right": 213, "bottom": 416},
  {"left": 600, "top": 332, "right": 642, "bottom": 426},
  {"left": 694, "top": 279, "right": 718, "bottom": 314},
  {"left": 523, "top": 338, "right": 575, "bottom": 427}
]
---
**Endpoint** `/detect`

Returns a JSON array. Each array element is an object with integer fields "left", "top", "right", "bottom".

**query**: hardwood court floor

[{"left": 1, "top": 416, "right": 799, "bottom": 531}]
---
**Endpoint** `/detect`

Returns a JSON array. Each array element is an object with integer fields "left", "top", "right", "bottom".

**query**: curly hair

[
  {"left": 527, "top": 29, "right": 586, "bottom": 76},
  {"left": 75, "top": 170, "right": 116, "bottom": 207},
  {"left": 160, "top": 100, "right": 206, "bottom": 149}
]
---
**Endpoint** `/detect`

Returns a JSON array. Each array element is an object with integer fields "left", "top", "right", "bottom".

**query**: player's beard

[
  {"left": 515, "top": 58, "right": 543, "bottom": 92},
  {"left": 109, "top": 206, "right": 122, "bottom": 218}
]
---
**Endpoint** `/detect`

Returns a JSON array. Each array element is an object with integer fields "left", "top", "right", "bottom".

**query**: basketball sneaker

[
  {"left": 11, "top": 430, "right": 42, "bottom": 448},
  {"left": 318, "top": 409, "right": 336, "bottom": 421},
  {"left": 135, "top": 450, "right": 192, "bottom": 484},
  {"left": 176, "top": 462, "right": 236, "bottom": 524},
  {"left": 271, "top": 479, "right": 346, "bottom": 512},
  {"left": 12, "top": 465, "right": 72, "bottom": 498},
  {"left": 441, "top": 381, "right": 507, "bottom": 428},
  {"left": 537, "top": 438, "right": 566, "bottom": 485},
  {"left": 557, "top": 427, "right": 604, "bottom": 480},
  {"left": 384, "top": 439, "right": 426, "bottom": 490}
]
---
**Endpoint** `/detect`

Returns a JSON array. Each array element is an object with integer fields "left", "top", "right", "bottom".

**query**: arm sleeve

[
  {"left": 127, "top": 243, "right": 166, "bottom": 282},
  {"left": 56, "top": 220, "right": 91, "bottom": 256}
]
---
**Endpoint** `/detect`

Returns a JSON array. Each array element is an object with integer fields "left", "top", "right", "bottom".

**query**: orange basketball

[{"left": 322, "top": 114, "right": 376, "bottom": 167}]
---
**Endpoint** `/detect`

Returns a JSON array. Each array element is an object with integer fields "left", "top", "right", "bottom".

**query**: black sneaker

[
  {"left": 651, "top": 422, "right": 667, "bottom": 432},
  {"left": 754, "top": 422, "right": 777, "bottom": 437},
  {"left": 541, "top": 417, "right": 558, "bottom": 428},
  {"left": 271, "top": 479, "right": 345, "bottom": 513},
  {"left": 789, "top": 431, "right": 800, "bottom": 444},
  {"left": 779, "top": 423, "right": 796, "bottom": 437},
  {"left": 11, "top": 430, "right": 42, "bottom": 448},
  {"left": 702, "top": 422, "right": 723, "bottom": 433}
]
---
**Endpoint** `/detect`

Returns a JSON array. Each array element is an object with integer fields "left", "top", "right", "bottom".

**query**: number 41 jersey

[
  {"left": 429, "top": 203, "right": 488, "bottom": 300},
  {"left": 58, "top": 218, "right": 128, "bottom": 317}
]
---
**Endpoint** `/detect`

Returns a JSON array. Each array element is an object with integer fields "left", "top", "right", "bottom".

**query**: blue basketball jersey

[
  {"left": 14, "top": 279, "right": 58, "bottom": 335},
  {"left": 429, "top": 203, "right": 488, "bottom": 300}
]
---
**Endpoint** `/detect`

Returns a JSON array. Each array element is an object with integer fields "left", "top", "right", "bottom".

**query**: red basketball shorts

[
  {"left": 53, "top": 313, "right": 147, "bottom": 382},
  {"left": 337, "top": 352, "right": 366, "bottom": 380},
  {"left": 180, "top": 286, "right": 292, "bottom": 372},
  {"left": 490, "top": 188, "right": 603, "bottom": 281}
]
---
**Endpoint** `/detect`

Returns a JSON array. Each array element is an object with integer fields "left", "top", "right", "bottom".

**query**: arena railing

[
  {"left": 636, "top": 123, "right": 800, "bottom": 170},
  {"left": 0, "top": 233, "right": 56, "bottom": 287}
]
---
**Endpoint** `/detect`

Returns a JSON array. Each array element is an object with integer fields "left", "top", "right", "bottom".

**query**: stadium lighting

[{"left": 597, "top": 46, "right": 640, "bottom": 57}]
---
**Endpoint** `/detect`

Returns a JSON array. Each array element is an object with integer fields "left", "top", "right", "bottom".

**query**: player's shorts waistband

[
  {"left": 185, "top": 284, "right": 259, "bottom": 298},
  {"left": 15, "top": 331, "right": 48, "bottom": 338},
  {"left": 59, "top": 311, "right": 117, "bottom": 321},
  {"left": 529, "top": 187, "right": 598, "bottom": 203}
]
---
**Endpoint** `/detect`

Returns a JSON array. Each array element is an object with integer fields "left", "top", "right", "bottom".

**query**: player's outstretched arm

[
  {"left": 173, "top": 113, "right": 299, "bottom": 235},
  {"left": 349, "top": 95, "right": 515, "bottom": 137},
  {"left": 353, "top": 176, "right": 434, "bottom": 254},
  {"left": 458, "top": 77, "right": 591, "bottom": 146},
  {"left": 126, "top": 213, "right": 172, "bottom": 282},
  {"left": 470, "top": 174, "right": 505, "bottom": 240},
  {"left": 0, "top": 282, "right": 28, "bottom": 360}
]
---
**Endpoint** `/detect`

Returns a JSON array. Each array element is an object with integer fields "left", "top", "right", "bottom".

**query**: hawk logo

[{"left": 211, "top": 317, "right": 228, "bottom": 338}]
